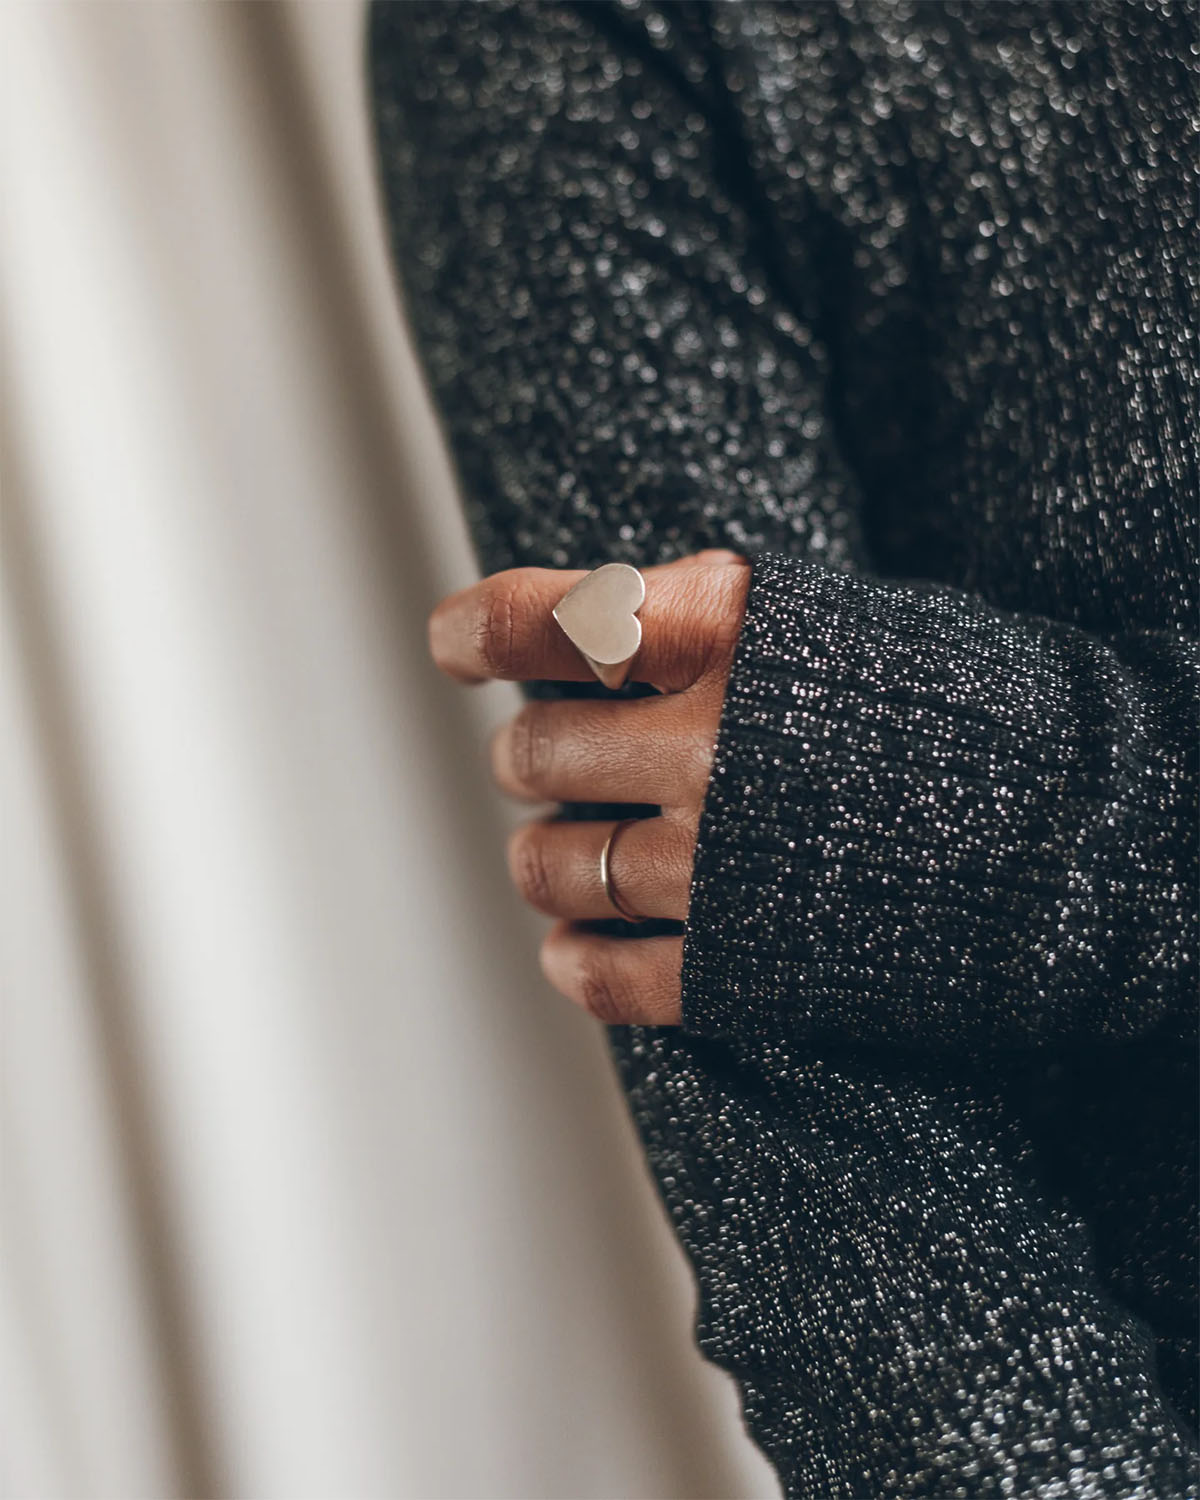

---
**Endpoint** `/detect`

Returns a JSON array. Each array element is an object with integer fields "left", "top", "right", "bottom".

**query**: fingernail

[
  {"left": 538, "top": 931, "right": 572, "bottom": 994},
  {"left": 427, "top": 607, "right": 449, "bottom": 663}
]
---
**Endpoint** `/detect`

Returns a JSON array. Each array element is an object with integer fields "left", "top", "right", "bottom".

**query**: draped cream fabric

[{"left": 0, "top": 4, "right": 776, "bottom": 1496}]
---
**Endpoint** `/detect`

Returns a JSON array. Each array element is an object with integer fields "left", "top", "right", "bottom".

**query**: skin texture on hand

[{"left": 428, "top": 551, "right": 752, "bottom": 1025}]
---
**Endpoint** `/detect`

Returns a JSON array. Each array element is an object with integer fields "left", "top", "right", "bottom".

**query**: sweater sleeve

[
  {"left": 681, "top": 553, "right": 1199, "bottom": 1052},
  {"left": 369, "top": 3, "right": 1200, "bottom": 1486},
  {"left": 364, "top": 0, "right": 877, "bottom": 581}
]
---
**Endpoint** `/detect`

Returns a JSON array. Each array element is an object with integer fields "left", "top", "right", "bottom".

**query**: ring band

[
  {"left": 552, "top": 562, "right": 646, "bottom": 690},
  {"left": 599, "top": 819, "right": 645, "bottom": 923}
]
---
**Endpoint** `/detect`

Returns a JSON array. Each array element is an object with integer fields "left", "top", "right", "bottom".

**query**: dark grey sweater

[{"left": 367, "top": 3, "right": 1199, "bottom": 1494}]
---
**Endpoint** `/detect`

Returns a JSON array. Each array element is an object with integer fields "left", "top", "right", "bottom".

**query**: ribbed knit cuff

[
  {"left": 679, "top": 551, "right": 1196, "bottom": 1050},
  {"left": 680, "top": 550, "right": 996, "bottom": 1049}
]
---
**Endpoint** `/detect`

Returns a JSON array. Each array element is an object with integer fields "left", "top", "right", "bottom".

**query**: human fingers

[
  {"left": 490, "top": 694, "right": 713, "bottom": 807},
  {"left": 428, "top": 553, "right": 750, "bottom": 691},
  {"left": 539, "top": 920, "right": 684, "bottom": 1026},
  {"left": 506, "top": 814, "right": 693, "bottom": 923}
]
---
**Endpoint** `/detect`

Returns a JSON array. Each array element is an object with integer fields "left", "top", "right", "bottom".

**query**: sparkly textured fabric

[{"left": 367, "top": 3, "right": 1199, "bottom": 1495}]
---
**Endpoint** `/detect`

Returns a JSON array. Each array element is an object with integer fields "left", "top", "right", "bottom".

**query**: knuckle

[
  {"left": 667, "top": 817, "right": 700, "bottom": 913},
  {"left": 653, "top": 701, "right": 715, "bottom": 804},
  {"left": 640, "top": 816, "right": 694, "bottom": 912},
  {"left": 508, "top": 825, "right": 556, "bottom": 912},
  {"left": 678, "top": 725, "right": 716, "bottom": 796},
  {"left": 662, "top": 566, "right": 748, "bottom": 683},
  {"left": 658, "top": 598, "right": 700, "bottom": 686},
  {"left": 576, "top": 961, "right": 626, "bottom": 1025},
  {"left": 474, "top": 581, "right": 517, "bottom": 677},
  {"left": 674, "top": 804, "right": 703, "bottom": 850},
  {"left": 706, "top": 565, "right": 751, "bottom": 659},
  {"left": 474, "top": 573, "right": 540, "bottom": 681},
  {"left": 507, "top": 704, "right": 555, "bottom": 791}
]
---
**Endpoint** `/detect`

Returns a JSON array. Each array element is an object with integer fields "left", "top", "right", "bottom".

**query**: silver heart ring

[{"left": 551, "top": 562, "right": 646, "bottom": 689}]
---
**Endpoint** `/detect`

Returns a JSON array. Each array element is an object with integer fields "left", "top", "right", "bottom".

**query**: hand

[{"left": 428, "top": 551, "right": 752, "bottom": 1025}]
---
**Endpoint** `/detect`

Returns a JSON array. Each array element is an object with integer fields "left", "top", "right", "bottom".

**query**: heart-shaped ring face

[{"left": 552, "top": 562, "right": 646, "bottom": 688}]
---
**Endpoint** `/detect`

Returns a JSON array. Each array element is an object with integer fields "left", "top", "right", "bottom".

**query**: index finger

[{"left": 427, "top": 554, "right": 750, "bottom": 693}]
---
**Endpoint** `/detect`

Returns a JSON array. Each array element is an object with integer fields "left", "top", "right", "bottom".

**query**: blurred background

[{"left": 0, "top": 4, "right": 777, "bottom": 1496}]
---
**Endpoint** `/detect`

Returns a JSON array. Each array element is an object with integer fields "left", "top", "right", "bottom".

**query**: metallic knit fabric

[{"left": 366, "top": 3, "right": 1200, "bottom": 1495}]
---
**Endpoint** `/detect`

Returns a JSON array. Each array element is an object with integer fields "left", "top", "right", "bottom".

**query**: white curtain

[{"left": 0, "top": 4, "right": 777, "bottom": 1497}]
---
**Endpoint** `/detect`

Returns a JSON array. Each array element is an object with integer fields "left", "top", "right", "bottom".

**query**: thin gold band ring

[{"left": 599, "top": 818, "right": 646, "bottom": 923}]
